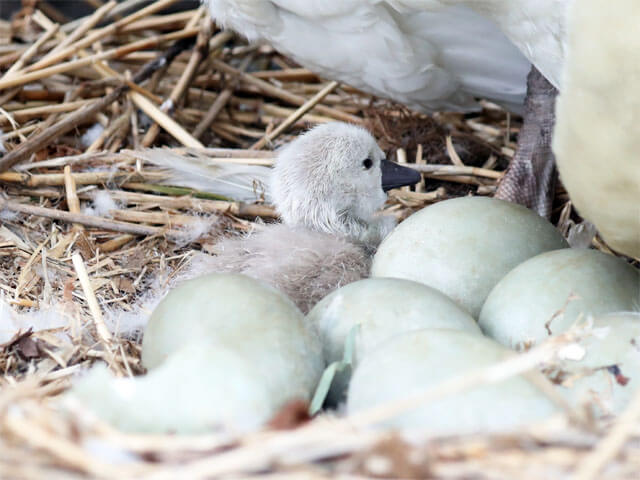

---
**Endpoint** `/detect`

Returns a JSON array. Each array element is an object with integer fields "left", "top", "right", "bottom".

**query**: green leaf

[
  {"left": 308, "top": 324, "right": 360, "bottom": 416},
  {"left": 126, "top": 183, "right": 233, "bottom": 201}
]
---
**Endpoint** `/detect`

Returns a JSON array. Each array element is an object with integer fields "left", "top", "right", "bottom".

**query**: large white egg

[
  {"left": 554, "top": 312, "right": 640, "bottom": 416},
  {"left": 347, "top": 329, "right": 557, "bottom": 436},
  {"left": 72, "top": 340, "right": 277, "bottom": 433},
  {"left": 371, "top": 197, "right": 568, "bottom": 317},
  {"left": 479, "top": 249, "right": 640, "bottom": 350},
  {"left": 307, "top": 278, "right": 481, "bottom": 404},
  {"left": 72, "top": 274, "right": 323, "bottom": 434},
  {"left": 142, "top": 274, "right": 322, "bottom": 389}
]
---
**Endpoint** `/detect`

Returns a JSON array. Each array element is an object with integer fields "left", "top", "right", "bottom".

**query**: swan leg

[{"left": 494, "top": 67, "right": 558, "bottom": 218}]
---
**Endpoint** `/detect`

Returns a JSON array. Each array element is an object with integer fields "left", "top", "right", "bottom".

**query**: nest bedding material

[{"left": 0, "top": 1, "right": 637, "bottom": 479}]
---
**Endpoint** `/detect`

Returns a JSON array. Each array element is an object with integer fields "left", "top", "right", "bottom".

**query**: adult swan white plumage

[
  {"left": 208, "top": 0, "right": 567, "bottom": 112},
  {"left": 553, "top": 0, "right": 640, "bottom": 259},
  {"left": 208, "top": 0, "right": 571, "bottom": 216}
]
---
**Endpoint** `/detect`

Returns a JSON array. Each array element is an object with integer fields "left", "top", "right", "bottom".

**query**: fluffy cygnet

[{"left": 194, "top": 122, "right": 420, "bottom": 313}]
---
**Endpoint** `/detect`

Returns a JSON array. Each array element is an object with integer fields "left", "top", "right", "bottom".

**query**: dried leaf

[
  {"left": 267, "top": 399, "right": 310, "bottom": 430},
  {"left": 17, "top": 334, "right": 40, "bottom": 359}
]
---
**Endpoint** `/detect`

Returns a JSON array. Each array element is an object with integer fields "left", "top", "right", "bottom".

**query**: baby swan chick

[{"left": 193, "top": 122, "right": 420, "bottom": 313}]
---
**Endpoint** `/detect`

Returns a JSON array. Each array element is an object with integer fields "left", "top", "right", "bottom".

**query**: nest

[{"left": 0, "top": 1, "right": 636, "bottom": 479}]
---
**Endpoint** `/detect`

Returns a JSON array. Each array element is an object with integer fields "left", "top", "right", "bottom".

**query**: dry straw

[{"left": 0, "top": 1, "right": 635, "bottom": 478}]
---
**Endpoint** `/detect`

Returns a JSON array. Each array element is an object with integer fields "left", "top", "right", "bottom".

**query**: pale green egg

[
  {"left": 479, "top": 249, "right": 640, "bottom": 350},
  {"left": 371, "top": 197, "right": 567, "bottom": 317},
  {"left": 347, "top": 329, "right": 557, "bottom": 436},
  {"left": 307, "top": 278, "right": 481, "bottom": 404},
  {"left": 73, "top": 273, "right": 323, "bottom": 434},
  {"left": 72, "top": 340, "right": 276, "bottom": 433},
  {"left": 554, "top": 312, "right": 640, "bottom": 417}
]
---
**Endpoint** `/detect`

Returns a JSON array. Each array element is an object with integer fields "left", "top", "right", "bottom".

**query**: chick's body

[
  {"left": 194, "top": 123, "right": 399, "bottom": 312},
  {"left": 200, "top": 225, "right": 371, "bottom": 314}
]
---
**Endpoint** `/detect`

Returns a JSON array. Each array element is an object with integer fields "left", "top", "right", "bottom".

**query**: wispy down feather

[{"left": 132, "top": 148, "right": 272, "bottom": 203}]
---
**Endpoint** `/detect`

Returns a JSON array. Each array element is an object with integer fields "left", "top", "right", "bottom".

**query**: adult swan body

[{"left": 208, "top": 0, "right": 571, "bottom": 216}]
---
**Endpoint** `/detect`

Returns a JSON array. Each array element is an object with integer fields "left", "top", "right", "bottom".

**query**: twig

[
  {"left": 388, "top": 188, "right": 445, "bottom": 203},
  {"left": 408, "top": 163, "right": 503, "bottom": 179},
  {"left": 130, "top": 92, "right": 204, "bottom": 148},
  {"left": 396, "top": 148, "right": 410, "bottom": 193},
  {"left": 63, "top": 166, "right": 82, "bottom": 229},
  {"left": 1, "top": 24, "right": 60, "bottom": 80},
  {"left": 0, "top": 199, "right": 172, "bottom": 238},
  {"left": 27, "top": 0, "right": 183, "bottom": 72},
  {"left": 98, "top": 235, "right": 135, "bottom": 253},
  {"left": 14, "top": 151, "right": 127, "bottom": 171},
  {"left": 44, "top": 1, "right": 118, "bottom": 59},
  {"left": 445, "top": 135, "right": 465, "bottom": 166},
  {"left": 193, "top": 50, "right": 252, "bottom": 140},
  {"left": 86, "top": 109, "right": 131, "bottom": 153},
  {"left": 0, "top": 86, "right": 127, "bottom": 173},
  {"left": 141, "top": 8, "right": 210, "bottom": 147},
  {"left": 3, "top": 412, "right": 128, "bottom": 478},
  {"left": 0, "top": 28, "right": 200, "bottom": 91},
  {"left": 0, "top": 100, "right": 94, "bottom": 125},
  {"left": 260, "top": 103, "right": 335, "bottom": 125},
  {"left": 251, "top": 80, "right": 339, "bottom": 149},
  {"left": 109, "top": 209, "right": 204, "bottom": 226},
  {"left": 61, "top": 0, "right": 150, "bottom": 33},
  {"left": 0, "top": 170, "right": 164, "bottom": 186},
  {"left": 415, "top": 143, "right": 425, "bottom": 192},
  {"left": 71, "top": 252, "right": 113, "bottom": 345},
  {"left": 120, "top": 9, "right": 198, "bottom": 34},
  {"left": 211, "top": 60, "right": 363, "bottom": 124},
  {"left": 252, "top": 68, "right": 318, "bottom": 82},
  {"left": 572, "top": 389, "right": 640, "bottom": 480},
  {"left": 0, "top": 35, "right": 195, "bottom": 173}
]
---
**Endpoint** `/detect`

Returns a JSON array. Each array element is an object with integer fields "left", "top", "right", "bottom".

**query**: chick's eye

[{"left": 362, "top": 158, "right": 373, "bottom": 170}]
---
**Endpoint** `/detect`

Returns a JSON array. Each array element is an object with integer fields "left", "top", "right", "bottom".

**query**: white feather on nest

[
  {"left": 131, "top": 149, "right": 273, "bottom": 203},
  {"left": 0, "top": 299, "right": 70, "bottom": 344}
]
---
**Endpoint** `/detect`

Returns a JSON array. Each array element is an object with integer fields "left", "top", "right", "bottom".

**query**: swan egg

[
  {"left": 371, "top": 197, "right": 568, "bottom": 317},
  {"left": 307, "top": 278, "right": 481, "bottom": 404},
  {"left": 347, "top": 329, "right": 557, "bottom": 436},
  {"left": 478, "top": 249, "right": 640, "bottom": 350},
  {"left": 553, "top": 312, "right": 640, "bottom": 417},
  {"left": 73, "top": 274, "right": 323, "bottom": 434},
  {"left": 72, "top": 340, "right": 276, "bottom": 433}
]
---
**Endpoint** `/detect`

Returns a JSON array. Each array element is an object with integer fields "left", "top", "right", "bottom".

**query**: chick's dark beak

[{"left": 380, "top": 159, "right": 421, "bottom": 191}]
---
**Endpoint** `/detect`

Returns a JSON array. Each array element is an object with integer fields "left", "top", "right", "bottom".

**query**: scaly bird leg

[{"left": 495, "top": 66, "right": 558, "bottom": 218}]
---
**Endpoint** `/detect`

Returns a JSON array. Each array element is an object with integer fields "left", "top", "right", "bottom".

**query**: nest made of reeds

[{"left": 0, "top": 1, "right": 637, "bottom": 479}]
